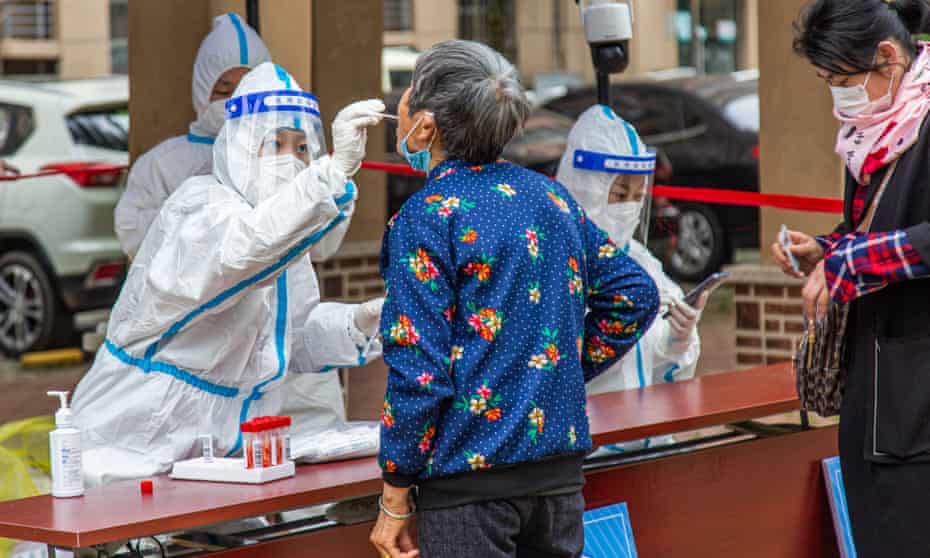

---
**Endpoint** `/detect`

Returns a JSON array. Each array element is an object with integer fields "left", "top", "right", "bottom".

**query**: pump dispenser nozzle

[
  {"left": 47, "top": 391, "right": 73, "bottom": 428},
  {"left": 48, "top": 391, "right": 70, "bottom": 408}
]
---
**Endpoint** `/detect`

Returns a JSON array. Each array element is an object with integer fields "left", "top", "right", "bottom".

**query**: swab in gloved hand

[{"left": 331, "top": 99, "right": 386, "bottom": 177}]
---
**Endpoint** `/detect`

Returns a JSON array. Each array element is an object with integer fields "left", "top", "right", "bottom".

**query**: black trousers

[{"left": 416, "top": 492, "right": 585, "bottom": 558}]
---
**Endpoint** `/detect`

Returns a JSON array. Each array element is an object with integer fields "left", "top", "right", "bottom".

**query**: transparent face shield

[
  {"left": 220, "top": 90, "right": 328, "bottom": 204},
  {"left": 572, "top": 148, "right": 656, "bottom": 247}
]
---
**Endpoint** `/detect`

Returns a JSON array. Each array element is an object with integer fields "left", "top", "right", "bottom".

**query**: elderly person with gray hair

[{"left": 370, "top": 40, "right": 658, "bottom": 558}]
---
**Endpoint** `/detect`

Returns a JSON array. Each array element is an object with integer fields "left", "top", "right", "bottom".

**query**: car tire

[
  {"left": 666, "top": 203, "right": 727, "bottom": 282},
  {"left": 0, "top": 250, "right": 62, "bottom": 356}
]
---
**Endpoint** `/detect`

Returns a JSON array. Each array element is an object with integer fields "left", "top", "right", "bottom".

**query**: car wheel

[
  {"left": 0, "top": 251, "right": 60, "bottom": 356},
  {"left": 667, "top": 203, "right": 727, "bottom": 282}
]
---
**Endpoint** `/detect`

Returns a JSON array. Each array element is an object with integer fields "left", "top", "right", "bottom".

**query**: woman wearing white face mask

[
  {"left": 557, "top": 104, "right": 703, "bottom": 452},
  {"left": 114, "top": 13, "right": 271, "bottom": 259},
  {"left": 775, "top": 1, "right": 930, "bottom": 555}
]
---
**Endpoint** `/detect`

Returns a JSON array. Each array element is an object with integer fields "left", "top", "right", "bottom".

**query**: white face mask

[
  {"left": 603, "top": 201, "right": 642, "bottom": 248},
  {"left": 260, "top": 154, "right": 307, "bottom": 184},
  {"left": 194, "top": 98, "right": 228, "bottom": 137},
  {"left": 248, "top": 154, "right": 307, "bottom": 204},
  {"left": 830, "top": 67, "right": 896, "bottom": 118}
]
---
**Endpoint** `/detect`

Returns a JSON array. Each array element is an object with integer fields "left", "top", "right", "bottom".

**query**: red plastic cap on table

[{"left": 140, "top": 479, "right": 153, "bottom": 495}]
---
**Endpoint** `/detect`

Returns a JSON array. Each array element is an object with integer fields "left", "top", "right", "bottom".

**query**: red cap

[
  {"left": 240, "top": 421, "right": 253, "bottom": 433},
  {"left": 282, "top": 416, "right": 292, "bottom": 427},
  {"left": 140, "top": 479, "right": 153, "bottom": 495},
  {"left": 254, "top": 416, "right": 271, "bottom": 432}
]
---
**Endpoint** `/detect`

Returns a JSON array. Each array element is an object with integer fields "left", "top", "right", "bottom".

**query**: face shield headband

[
  {"left": 225, "top": 89, "right": 327, "bottom": 159},
  {"left": 571, "top": 149, "right": 657, "bottom": 175}
]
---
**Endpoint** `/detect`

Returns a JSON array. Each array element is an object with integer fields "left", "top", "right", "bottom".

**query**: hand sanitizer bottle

[{"left": 47, "top": 391, "right": 84, "bottom": 497}]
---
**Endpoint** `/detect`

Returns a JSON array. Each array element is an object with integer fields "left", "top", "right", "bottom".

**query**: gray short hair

[{"left": 409, "top": 40, "right": 531, "bottom": 164}]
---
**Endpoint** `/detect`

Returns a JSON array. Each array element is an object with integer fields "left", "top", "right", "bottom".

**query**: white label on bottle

[
  {"left": 270, "top": 436, "right": 279, "bottom": 466},
  {"left": 284, "top": 435, "right": 291, "bottom": 461},
  {"left": 51, "top": 430, "right": 83, "bottom": 496},
  {"left": 252, "top": 439, "right": 264, "bottom": 469}
]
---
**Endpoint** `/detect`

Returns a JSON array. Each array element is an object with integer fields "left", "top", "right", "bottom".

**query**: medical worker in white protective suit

[
  {"left": 72, "top": 62, "right": 386, "bottom": 485},
  {"left": 557, "top": 105, "right": 703, "bottom": 452},
  {"left": 114, "top": 13, "right": 271, "bottom": 259}
]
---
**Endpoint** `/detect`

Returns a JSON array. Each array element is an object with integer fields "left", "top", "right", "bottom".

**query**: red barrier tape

[
  {"left": 361, "top": 160, "right": 426, "bottom": 178},
  {"left": 4, "top": 158, "right": 839, "bottom": 214},
  {"left": 651, "top": 185, "right": 844, "bottom": 215},
  {"left": 360, "top": 160, "right": 844, "bottom": 215}
]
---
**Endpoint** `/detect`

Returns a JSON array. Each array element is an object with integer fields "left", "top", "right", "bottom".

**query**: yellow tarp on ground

[{"left": 0, "top": 417, "right": 54, "bottom": 558}]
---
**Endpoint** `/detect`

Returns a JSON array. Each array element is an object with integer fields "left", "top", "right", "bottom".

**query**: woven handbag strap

[{"left": 859, "top": 159, "right": 899, "bottom": 233}]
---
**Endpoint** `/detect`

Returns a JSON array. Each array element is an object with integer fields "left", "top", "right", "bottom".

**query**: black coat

[{"left": 837, "top": 116, "right": 930, "bottom": 557}]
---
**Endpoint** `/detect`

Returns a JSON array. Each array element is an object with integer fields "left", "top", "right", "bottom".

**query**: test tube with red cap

[
  {"left": 281, "top": 416, "right": 292, "bottom": 461},
  {"left": 240, "top": 420, "right": 253, "bottom": 469},
  {"left": 259, "top": 417, "right": 273, "bottom": 468},
  {"left": 267, "top": 417, "right": 279, "bottom": 466},
  {"left": 270, "top": 416, "right": 282, "bottom": 464}
]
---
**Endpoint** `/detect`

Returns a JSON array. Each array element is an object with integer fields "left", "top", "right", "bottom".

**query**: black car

[{"left": 544, "top": 74, "right": 760, "bottom": 281}]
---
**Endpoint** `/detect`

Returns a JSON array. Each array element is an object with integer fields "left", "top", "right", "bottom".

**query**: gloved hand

[
  {"left": 666, "top": 292, "right": 707, "bottom": 352},
  {"left": 353, "top": 297, "right": 385, "bottom": 338},
  {"left": 331, "top": 99, "right": 385, "bottom": 178}
]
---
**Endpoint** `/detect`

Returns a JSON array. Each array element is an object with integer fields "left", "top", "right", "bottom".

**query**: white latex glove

[
  {"left": 353, "top": 297, "right": 384, "bottom": 338},
  {"left": 666, "top": 292, "right": 707, "bottom": 351},
  {"left": 331, "top": 99, "right": 385, "bottom": 178}
]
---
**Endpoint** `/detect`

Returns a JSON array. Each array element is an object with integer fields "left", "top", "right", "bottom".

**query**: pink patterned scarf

[{"left": 835, "top": 42, "right": 930, "bottom": 185}]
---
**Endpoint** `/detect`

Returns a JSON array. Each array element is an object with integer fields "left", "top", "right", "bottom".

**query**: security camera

[
  {"left": 582, "top": 0, "right": 633, "bottom": 74},
  {"left": 577, "top": 0, "right": 634, "bottom": 105}
]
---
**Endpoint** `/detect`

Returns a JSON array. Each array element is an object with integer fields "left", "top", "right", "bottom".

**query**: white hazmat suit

[
  {"left": 73, "top": 63, "right": 384, "bottom": 485},
  {"left": 557, "top": 105, "right": 702, "bottom": 452},
  {"left": 114, "top": 13, "right": 271, "bottom": 259}
]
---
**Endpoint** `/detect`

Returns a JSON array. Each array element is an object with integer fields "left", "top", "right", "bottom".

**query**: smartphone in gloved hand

[{"left": 663, "top": 271, "right": 730, "bottom": 318}]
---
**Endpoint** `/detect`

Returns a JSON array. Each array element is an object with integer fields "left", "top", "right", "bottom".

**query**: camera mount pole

[{"left": 596, "top": 70, "right": 611, "bottom": 107}]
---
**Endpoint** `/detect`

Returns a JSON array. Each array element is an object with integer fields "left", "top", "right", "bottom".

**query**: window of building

[
  {"left": 458, "top": 0, "right": 517, "bottom": 64},
  {"left": 384, "top": 0, "right": 413, "bottom": 32},
  {"left": 2, "top": 59, "right": 56, "bottom": 76},
  {"left": 0, "top": 1, "right": 53, "bottom": 40},
  {"left": 110, "top": 0, "right": 129, "bottom": 74},
  {"left": 677, "top": 0, "right": 742, "bottom": 74}
]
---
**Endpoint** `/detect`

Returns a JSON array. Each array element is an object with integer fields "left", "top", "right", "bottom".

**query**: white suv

[{"left": 0, "top": 76, "right": 128, "bottom": 355}]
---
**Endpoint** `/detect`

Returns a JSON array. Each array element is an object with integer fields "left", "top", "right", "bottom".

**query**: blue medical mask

[{"left": 400, "top": 115, "right": 436, "bottom": 172}]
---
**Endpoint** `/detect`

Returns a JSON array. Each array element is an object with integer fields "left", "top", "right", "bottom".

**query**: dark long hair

[{"left": 794, "top": 0, "right": 930, "bottom": 75}]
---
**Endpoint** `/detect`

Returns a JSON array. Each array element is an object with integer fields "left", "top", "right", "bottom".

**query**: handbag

[{"left": 793, "top": 159, "right": 897, "bottom": 417}]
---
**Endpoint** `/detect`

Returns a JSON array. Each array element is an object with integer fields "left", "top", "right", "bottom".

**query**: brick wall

[
  {"left": 315, "top": 240, "right": 388, "bottom": 420},
  {"left": 316, "top": 240, "right": 385, "bottom": 302},
  {"left": 727, "top": 264, "right": 805, "bottom": 367}
]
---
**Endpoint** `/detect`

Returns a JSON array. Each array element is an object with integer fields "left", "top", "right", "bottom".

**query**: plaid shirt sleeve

[
  {"left": 823, "top": 230, "right": 930, "bottom": 304},
  {"left": 816, "top": 232, "right": 844, "bottom": 253}
]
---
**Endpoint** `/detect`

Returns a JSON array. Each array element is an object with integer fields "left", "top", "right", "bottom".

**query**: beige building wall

[
  {"left": 757, "top": 0, "right": 842, "bottom": 257},
  {"left": 739, "top": 0, "right": 759, "bottom": 70},
  {"left": 57, "top": 0, "right": 111, "bottom": 78},
  {"left": 384, "top": 0, "right": 456, "bottom": 51},
  {"left": 390, "top": 0, "right": 684, "bottom": 86},
  {"left": 258, "top": 0, "right": 312, "bottom": 90},
  {"left": 311, "top": 0, "right": 386, "bottom": 244},
  {"left": 515, "top": 0, "right": 679, "bottom": 84}
]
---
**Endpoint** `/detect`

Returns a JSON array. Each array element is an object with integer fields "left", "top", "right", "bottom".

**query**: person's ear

[
  {"left": 876, "top": 40, "right": 902, "bottom": 75},
  {"left": 415, "top": 111, "right": 436, "bottom": 146}
]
